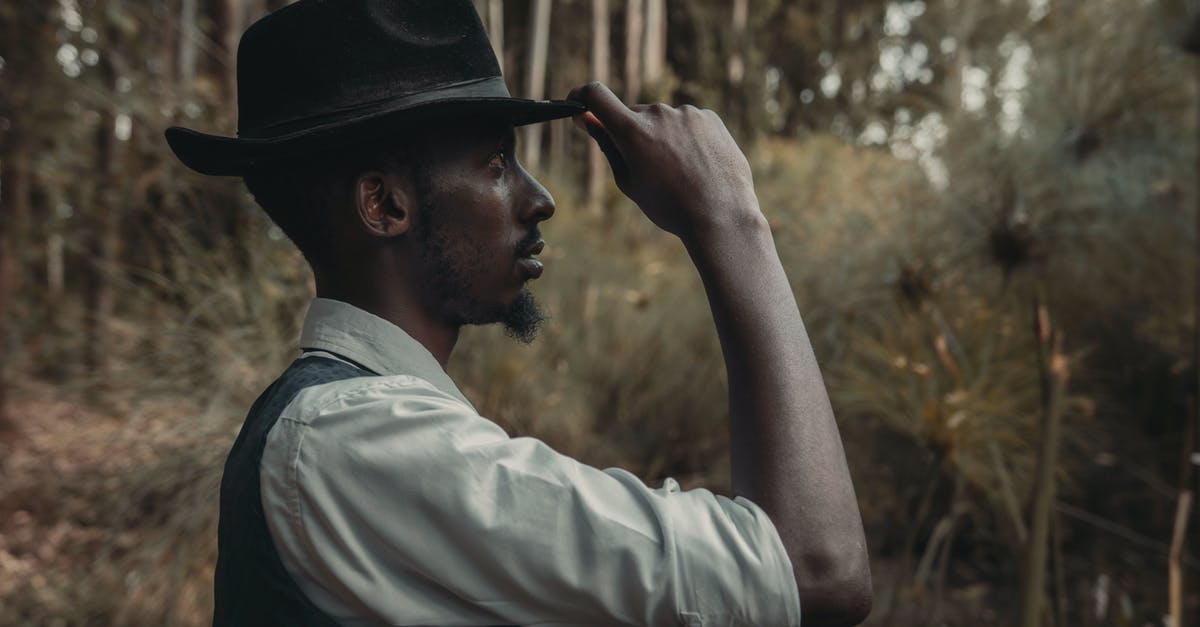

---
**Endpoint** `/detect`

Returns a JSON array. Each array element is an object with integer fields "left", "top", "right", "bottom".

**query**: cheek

[
  {"left": 433, "top": 212, "right": 511, "bottom": 284},
  {"left": 439, "top": 192, "right": 513, "bottom": 259}
]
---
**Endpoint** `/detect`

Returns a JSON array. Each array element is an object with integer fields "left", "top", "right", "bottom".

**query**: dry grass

[
  {"left": 0, "top": 378, "right": 225, "bottom": 625},
  {"left": 2, "top": 108, "right": 1195, "bottom": 623}
]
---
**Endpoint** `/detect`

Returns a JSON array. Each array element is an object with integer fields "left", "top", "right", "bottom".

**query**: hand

[{"left": 566, "top": 82, "right": 761, "bottom": 239}]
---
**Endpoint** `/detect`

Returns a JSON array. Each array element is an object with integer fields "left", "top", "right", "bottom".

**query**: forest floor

[
  {"left": 0, "top": 377, "right": 223, "bottom": 625},
  {"left": 0, "top": 372, "right": 1009, "bottom": 627}
]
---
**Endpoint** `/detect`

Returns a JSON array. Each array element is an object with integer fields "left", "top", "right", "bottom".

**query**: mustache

[{"left": 514, "top": 228, "right": 543, "bottom": 256}]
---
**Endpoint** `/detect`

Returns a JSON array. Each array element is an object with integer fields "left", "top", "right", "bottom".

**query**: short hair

[{"left": 242, "top": 139, "right": 409, "bottom": 267}]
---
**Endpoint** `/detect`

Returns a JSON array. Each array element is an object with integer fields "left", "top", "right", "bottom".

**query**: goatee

[{"left": 414, "top": 166, "right": 545, "bottom": 342}]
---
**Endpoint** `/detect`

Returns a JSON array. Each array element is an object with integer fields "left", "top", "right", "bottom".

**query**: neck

[{"left": 313, "top": 268, "right": 459, "bottom": 369}]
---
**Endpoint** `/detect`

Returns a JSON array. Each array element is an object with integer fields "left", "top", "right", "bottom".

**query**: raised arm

[{"left": 567, "top": 82, "right": 872, "bottom": 626}]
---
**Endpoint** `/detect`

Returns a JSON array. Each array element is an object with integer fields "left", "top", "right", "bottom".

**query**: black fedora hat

[{"left": 165, "top": 0, "right": 585, "bottom": 176}]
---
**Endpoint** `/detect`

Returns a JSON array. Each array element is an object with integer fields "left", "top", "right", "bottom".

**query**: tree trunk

[
  {"left": 178, "top": 0, "right": 199, "bottom": 93},
  {"left": 46, "top": 233, "right": 64, "bottom": 296},
  {"left": 726, "top": 0, "right": 750, "bottom": 139},
  {"left": 624, "top": 0, "right": 644, "bottom": 102},
  {"left": 522, "top": 0, "right": 552, "bottom": 172},
  {"left": 487, "top": 0, "right": 505, "bottom": 75},
  {"left": 85, "top": 58, "right": 124, "bottom": 392},
  {"left": 219, "top": 0, "right": 246, "bottom": 117},
  {"left": 85, "top": 0, "right": 133, "bottom": 392},
  {"left": 728, "top": 0, "right": 747, "bottom": 86},
  {"left": 588, "top": 0, "right": 611, "bottom": 213},
  {"left": 942, "top": 0, "right": 978, "bottom": 114},
  {"left": 643, "top": 0, "right": 666, "bottom": 89},
  {"left": 0, "top": 135, "right": 31, "bottom": 429},
  {"left": 548, "top": 24, "right": 570, "bottom": 183},
  {"left": 1018, "top": 295, "right": 1071, "bottom": 627}
]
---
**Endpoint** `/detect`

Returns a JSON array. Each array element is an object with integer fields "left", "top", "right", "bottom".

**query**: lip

[
  {"left": 517, "top": 258, "right": 544, "bottom": 279},
  {"left": 517, "top": 239, "right": 546, "bottom": 279},
  {"left": 522, "top": 239, "right": 545, "bottom": 257}
]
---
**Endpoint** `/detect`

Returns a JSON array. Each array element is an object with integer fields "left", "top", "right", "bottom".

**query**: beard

[{"left": 412, "top": 169, "right": 545, "bottom": 343}]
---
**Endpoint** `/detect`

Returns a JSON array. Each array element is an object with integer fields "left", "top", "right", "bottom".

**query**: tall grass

[{"left": 3, "top": 86, "right": 1196, "bottom": 623}]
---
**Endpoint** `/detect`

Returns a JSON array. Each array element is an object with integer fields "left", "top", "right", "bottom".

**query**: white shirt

[{"left": 260, "top": 298, "right": 802, "bottom": 626}]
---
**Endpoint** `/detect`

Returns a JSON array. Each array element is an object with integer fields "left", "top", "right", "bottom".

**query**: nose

[{"left": 518, "top": 167, "right": 556, "bottom": 224}]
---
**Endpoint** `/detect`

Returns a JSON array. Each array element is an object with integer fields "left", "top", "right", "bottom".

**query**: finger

[
  {"left": 577, "top": 115, "right": 629, "bottom": 185},
  {"left": 565, "top": 82, "right": 638, "bottom": 136},
  {"left": 571, "top": 111, "right": 605, "bottom": 133}
]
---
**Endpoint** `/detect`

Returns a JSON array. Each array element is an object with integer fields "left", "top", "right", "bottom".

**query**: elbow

[
  {"left": 793, "top": 549, "right": 873, "bottom": 626},
  {"left": 798, "top": 575, "right": 872, "bottom": 627}
]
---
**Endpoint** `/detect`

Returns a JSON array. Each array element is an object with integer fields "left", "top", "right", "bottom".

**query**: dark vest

[{"left": 212, "top": 355, "right": 372, "bottom": 627}]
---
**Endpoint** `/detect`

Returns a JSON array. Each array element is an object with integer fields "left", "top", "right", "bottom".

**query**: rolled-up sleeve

[{"left": 261, "top": 375, "right": 801, "bottom": 626}]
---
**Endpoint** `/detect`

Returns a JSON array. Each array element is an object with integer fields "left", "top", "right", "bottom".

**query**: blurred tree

[
  {"left": 474, "top": 0, "right": 505, "bottom": 75},
  {"left": 644, "top": 0, "right": 666, "bottom": 90},
  {"left": 522, "top": 0, "right": 552, "bottom": 171},
  {"left": 588, "top": 0, "right": 611, "bottom": 212},
  {"left": 0, "top": 0, "right": 1196, "bottom": 624},
  {"left": 624, "top": 0, "right": 644, "bottom": 101},
  {"left": 217, "top": 0, "right": 244, "bottom": 114},
  {"left": 0, "top": 1, "right": 61, "bottom": 421}
]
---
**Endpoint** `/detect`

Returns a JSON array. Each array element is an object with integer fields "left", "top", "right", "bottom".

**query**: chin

[{"left": 488, "top": 288, "right": 545, "bottom": 344}]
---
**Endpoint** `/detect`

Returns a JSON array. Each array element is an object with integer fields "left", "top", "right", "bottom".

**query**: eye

[{"left": 488, "top": 148, "right": 507, "bottom": 171}]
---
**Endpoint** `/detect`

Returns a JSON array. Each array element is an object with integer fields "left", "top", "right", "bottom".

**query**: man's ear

[{"left": 354, "top": 170, "right": 413, "bottom": 237}]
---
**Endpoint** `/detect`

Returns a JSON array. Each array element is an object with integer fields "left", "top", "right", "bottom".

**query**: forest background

[{"left": 1, "top": 0, "right": 1198, "bottom": 625}]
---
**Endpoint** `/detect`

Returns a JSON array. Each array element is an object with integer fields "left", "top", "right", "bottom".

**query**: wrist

[{"left": 680, "top": 201, "right": 771, "bottom": 250}]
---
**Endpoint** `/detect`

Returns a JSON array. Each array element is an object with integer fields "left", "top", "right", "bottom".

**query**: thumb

[
  {"left": 574, "top": 112, "right": 629, "bottom": 186},
  {"left": 576, "top": 111, "right": 633, "bottom": 186},
  {"left": 565, "top": 82, "right": 639, "bottom": 141}
]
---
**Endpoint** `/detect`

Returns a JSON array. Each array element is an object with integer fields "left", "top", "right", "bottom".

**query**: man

[{"left": 166, "top": 1, "right": 871, "bottom": 625}]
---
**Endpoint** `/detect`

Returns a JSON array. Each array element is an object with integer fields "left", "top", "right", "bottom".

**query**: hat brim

[{"left": 165, "top": 97, "right": 586, "bottom": 177}]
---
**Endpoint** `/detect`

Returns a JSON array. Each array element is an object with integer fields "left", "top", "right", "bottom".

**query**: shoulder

[
  {"left": 270, "top": 373, "right": 508, "bottom": 466},
  {"left": 280, "top": 373, "right": 477, "bottom": 426}
]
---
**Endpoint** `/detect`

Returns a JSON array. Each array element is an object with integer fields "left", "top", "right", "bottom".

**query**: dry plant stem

[
  {"left": 1053, "top": 512, "right": 1067, "bottom": 627},
  {"left": 880, "top": 453, "right": 941, "bottom": 626},
  {"left": 916, "top": 474, "right": 965, "bottom": 624},
  {"left": 1018, "top": 290, "right": 1070, "bottom": 627},
  {"left": 930, "top": 491, "right": 966, "bottom": 626},
  {"left": 1169, "top": 489, "right": 1192, "bottom": 627},
  {"left": 914, "top": 474, "right": 964, "bottom": 591},
  {"left": 989, "top": 437, "right": 1028, "bottom": 542},
  {"left": 1171, "top": 416, "right": 1195, "bottom": 627},
  {"left": 1055, "top": 501, "right": 1198, "bottom": 566},
  {"left": 1193, "top": 64, "right": 1200, "bottom": 627}
]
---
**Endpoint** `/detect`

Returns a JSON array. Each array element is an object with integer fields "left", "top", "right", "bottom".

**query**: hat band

[{"left": 238, "top": 75, "right": 513, "bottom": 139}]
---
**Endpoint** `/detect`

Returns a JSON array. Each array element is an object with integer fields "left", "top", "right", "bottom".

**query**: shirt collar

[{"left": 298, "top": 297, "right": 474, "bottom": 408}]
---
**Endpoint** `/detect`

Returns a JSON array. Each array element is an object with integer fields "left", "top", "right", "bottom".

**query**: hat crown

[{"left": 236, "top": 0, "right": 505, "bottom": 137}]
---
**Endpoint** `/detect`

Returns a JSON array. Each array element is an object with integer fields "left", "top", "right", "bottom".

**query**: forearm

[
  {"left": 562, "top": 80, "right": 871, "bottom": 623},
  {"left": 682, "top": 210, "right": 871, "bottom": 624}
]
